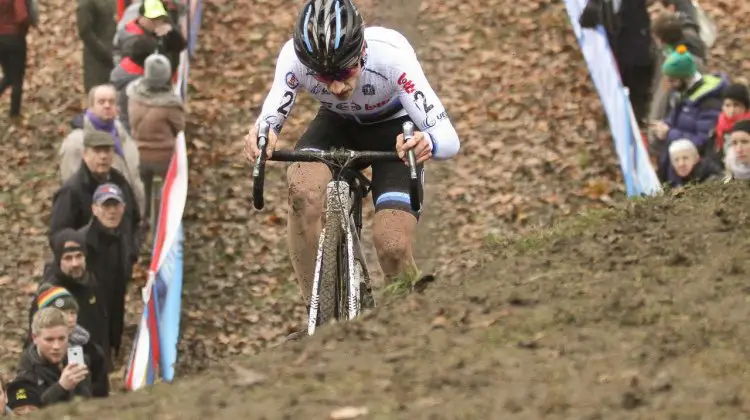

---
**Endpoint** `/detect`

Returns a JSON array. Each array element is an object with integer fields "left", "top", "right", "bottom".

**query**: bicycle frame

[{"left": 251, "top": 121, "right": 421, "bottom": 336}]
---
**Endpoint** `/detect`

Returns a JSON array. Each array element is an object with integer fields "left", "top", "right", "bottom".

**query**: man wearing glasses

[{"left": 244, "top": 0, "right": 459, "bottom": 334}]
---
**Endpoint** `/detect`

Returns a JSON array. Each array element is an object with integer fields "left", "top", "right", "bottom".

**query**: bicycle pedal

[{"left": 412, "top": 274, "right": 436, "bottom": 294}]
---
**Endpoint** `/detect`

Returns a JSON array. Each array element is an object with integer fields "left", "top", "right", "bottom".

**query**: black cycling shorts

[{"left": 295, "top": 108, "right": 424, "bottom": 217}]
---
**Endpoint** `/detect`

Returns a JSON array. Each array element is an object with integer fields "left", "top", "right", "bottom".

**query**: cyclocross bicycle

[{"left": 252, "top": 121, "right": 421, "bottom": 336}]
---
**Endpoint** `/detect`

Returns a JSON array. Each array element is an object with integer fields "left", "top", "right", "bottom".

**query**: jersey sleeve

[
  {"left": 393, "top": 53, "right": 460, "bottom": 160},
  {"left": 255, "top": 40, "right": 303, "bottom": 134}
]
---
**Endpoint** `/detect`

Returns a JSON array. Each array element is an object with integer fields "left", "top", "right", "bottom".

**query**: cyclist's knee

[
  {"left": 374, "top": 233, "right": 411, "bottom": 263},
  {"left": 287, "top": 163, "right": 328, "bottom": 217},
  {"left": 372, "top": 210, "right": 415, "bottom": 265}
]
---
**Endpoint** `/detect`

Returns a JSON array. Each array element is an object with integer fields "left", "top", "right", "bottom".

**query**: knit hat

[
  {"left": 51, "top": 228, "right": 86, "bottom": 263},
  {"left": 722, "top": 84, "right": 750, "bottom": 109},
  {"left": 144, "top": 53, "right": 172, "bottom": 89},
  {"left": 662, "top": 45, "right": 698, "bottom": 79},
  {"left": 36, "top": 285, "right": 79, "bottom": 312},
  {"left": 668, "top": 139, "right": 698, "bottom": 157},
  {"left": 732, "top": 119, "right": 750, "bottom": 134},
  {"left": 6, "top": 378, "right": 41, "bottom": 410}
]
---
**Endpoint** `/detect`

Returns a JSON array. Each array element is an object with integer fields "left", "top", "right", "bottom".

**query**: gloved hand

[{"left": 579, "top": 0, "right": 603, "bottom": 29}]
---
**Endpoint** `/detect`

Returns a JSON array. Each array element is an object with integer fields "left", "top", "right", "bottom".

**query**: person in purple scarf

[{"left": 58, "top": 84, "right": 146, "bottom": 216}]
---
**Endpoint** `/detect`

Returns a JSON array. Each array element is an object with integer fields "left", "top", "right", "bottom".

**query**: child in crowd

[
  {"left": 5, "top": 377, "right": 40, "bottom": 415},
  {"left": 668, "top": 139, "right": 722, "bottom": 187},
  {"left": 725, "top": 119, "right": 750, "bottom": 181},
  {"left": 715, "top": 83, "right": 750, "bottom": 157}
]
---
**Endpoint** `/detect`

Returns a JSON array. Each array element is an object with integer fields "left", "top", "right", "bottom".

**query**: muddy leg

[
  {"left": 372, "top": 209, "right": 418, "bottom": 284},
  {"left": 287, "top": 162, "right": 332, "bottom": 303}
]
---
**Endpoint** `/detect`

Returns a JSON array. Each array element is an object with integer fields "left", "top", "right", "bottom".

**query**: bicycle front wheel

[{"left": 317, "top": 205, "right": 342, "bottom": 326}]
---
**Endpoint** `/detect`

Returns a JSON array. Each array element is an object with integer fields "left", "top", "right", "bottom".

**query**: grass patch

[
  {"left": 485, "top": 206, "right": 622, "bottom": 255},
  {"left": 383, "top": 266, "right": 424, "bottom": 298}
]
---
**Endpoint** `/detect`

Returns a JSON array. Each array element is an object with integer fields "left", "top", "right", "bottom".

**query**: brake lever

[
  {"left": 402, "top": 121, "right": 421, "bottom": 212},
  {"left": 252, "top": 122, "right": 270, "bottom": 210}
]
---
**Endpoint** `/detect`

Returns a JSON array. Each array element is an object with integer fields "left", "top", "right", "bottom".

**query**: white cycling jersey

[{"left": 255, "top": 26, "right": 460, "bottom": 160}]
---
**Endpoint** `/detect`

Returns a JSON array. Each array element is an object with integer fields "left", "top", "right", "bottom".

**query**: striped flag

[{"left": 124, "top": 49, "right": 190, "bottom": 391}]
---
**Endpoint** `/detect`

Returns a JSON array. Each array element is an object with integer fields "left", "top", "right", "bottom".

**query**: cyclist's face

[{"left": 318, "top": 63, "right": 362, "bottom": 100}]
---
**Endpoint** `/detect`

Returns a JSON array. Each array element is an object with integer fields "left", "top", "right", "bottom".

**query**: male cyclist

[{"left": 244, "top": 0, "right": 460, "bottom": 332}]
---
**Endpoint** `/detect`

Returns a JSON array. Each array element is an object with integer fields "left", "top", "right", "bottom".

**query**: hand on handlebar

[
  {"left": 244, "top": 124, "right": 278, "bottom": 161},
  {"left": 396, "top": 130, "right": 432, "bottom": 165}
]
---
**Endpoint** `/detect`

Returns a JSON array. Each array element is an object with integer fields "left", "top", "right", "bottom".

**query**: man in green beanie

[{"left": 649, "top": 44, "right": 726, "bottom": 184}]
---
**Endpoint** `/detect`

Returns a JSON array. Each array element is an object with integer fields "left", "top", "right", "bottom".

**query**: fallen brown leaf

[
  {"left": 232, "top": 365, "right": 267, "bottom": 388},
  {"left": 329, "top": 406, "right": 369, "bottom": 419},
  {"left": 431, "top": 315, "right": 449, "bottom": 329}
]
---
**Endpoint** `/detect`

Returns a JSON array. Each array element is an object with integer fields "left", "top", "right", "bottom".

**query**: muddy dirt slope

[{"left": 37, "top": 183, "right": 750, "bottom": 419}]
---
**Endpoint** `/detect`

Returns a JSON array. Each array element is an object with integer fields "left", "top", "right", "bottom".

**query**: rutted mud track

[{"left": 40, "top": 183, "right": 750, "bottom": 418}]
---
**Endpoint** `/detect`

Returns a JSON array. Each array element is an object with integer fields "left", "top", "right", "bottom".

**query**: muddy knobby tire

[{"left": 317, "top": 209, "right": 342, "bottom": 326}]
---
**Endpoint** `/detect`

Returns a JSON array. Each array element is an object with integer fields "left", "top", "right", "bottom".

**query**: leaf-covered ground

[{"left": 2, "top": 0, "right": 750, "bottom": 416}]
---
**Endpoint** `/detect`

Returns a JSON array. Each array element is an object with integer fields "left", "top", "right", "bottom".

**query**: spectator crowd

[
  {"left": 1, "top": 0, "right": 187, "bottom": 414},
  {"left": 579, "top": 0, "right": 750, "bottom": 188}
]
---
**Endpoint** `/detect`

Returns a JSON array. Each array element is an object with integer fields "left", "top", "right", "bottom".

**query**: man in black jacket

[
  {"left": 49, "top": 130, "right": 141, "bottom": 260},
  {"left": 16, "top": 307, "right": 91, "bottom": 407},
  {"left": 579, "top": 0, "right": 656, "bottom": 125},
  {"left": 33, "top": 229, "right": 109, "bottom": 355},
  {"left": 79, "top": 183, "right": 136, "bottom": 366}
]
